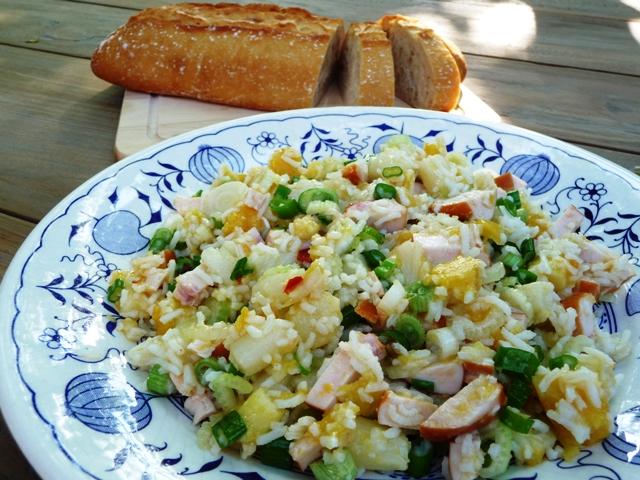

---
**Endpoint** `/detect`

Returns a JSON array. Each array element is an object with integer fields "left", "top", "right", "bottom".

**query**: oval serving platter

[{"left": 1, "top": 107, "right": 640, "bottom": 480}]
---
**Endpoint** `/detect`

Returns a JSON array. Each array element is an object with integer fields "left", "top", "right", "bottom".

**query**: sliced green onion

[
  {"left": 210, "top": 372, "right": 253, "bottom": 394},
  {"left": 516, "top": 268, "right": 537, "bottom": 284},
  {"left": 520, "top": 238, "right": 536, "bottom": 264},
  {"left": 533, "top": 344, "right": 545, "bottom": 362},
  {"left": 373, "top": 183, "right": 397, "bottom": 200},
  {"left": 149, "top": 227, "right": 174, "bottom": 253},
  {"left": 549, "top": 354, "right": 578, "bottom": 370},
  {"left": 194, "top": 357, "right": 227, "bottom": 384},
  {"left": 174, "top": 240, "right": 188, "bottom": 250},
  {"left": 507, "top": 191, "right": 522, "bottom": 209},
  {"left": 357, "top": 225, "right": 384, "bottom": 245},
  {"left": 406, "top": 282, "right": 434, "bottom": 313},
  {"left": 343, "top": 158, "right": 356, "bottom": 165},
  {"left": 500, "top": 406, "right": 534, "bottom": 434},
  {"left": 294, "top": 352, "right": 311, "bottom": 376},
  {"left": 395, "top": 314, "right": 425, "bottom": 350},
  {"left": 297, "top": 188, "right": 339, "bottom": 213},
  {"left": 289, "top": 175, "right": 300, "bottom": 183},
  {"left": 211, "top": 217, "right": 224, "bottom": 229},
  {"left": 273, "top": 185, "right": 292, "bottom": 198},
  {"left": 382, "top": 166, "right": 403, "bottom": 178},
  {"left": 167, "top": 280, "right": 176, "bottom": 292},
  {"left": 362, "top": 249, "right": 386, "bottom": 269},
  {"left": 230, "top": 257, "right": 253, "bottom": 280},
  {"left": 310, "top": 450, "right": 357, "bottom": 480},
  {"left": 175, "top": 254, "right": 201, "bottom": 275},
  {"left": 212, "top": 411, "right": 247, "bottom": 448},
  {"left": 255, "top": 436, "right": 293, "bottom": 470},
  {"left": 341, "top": 304, "right": 365, "bottom": 328},
  {"left": 506, "top": 375, "right": 532, "bottom": 409},
  {"left": 501, "top": 252, "right": 524, "bottom": 272},
  {"left": 494, "top": 347, "right": 540, "bottom": 378},
  {"left": 193, "top": 189, "right": 203, "bottom": 198},
  {"left": 107, "top": 278, "right": 125, "bottom": 303},
  {"left": 379, "top": 329, "right": 409, "bottom": 347},
  {"left": 374, "top": 259, "right": 396, "bottom": 280},
  {"left": 410, "top": 378, "right": 435, "bottom": 394},
  {"left": 479, "top": 422, "right": 513, "bottom": 478},
  {"left": 407, "top": 438, "right": 433, "bottom": 478},
  {"left": 270, "top": 197, "right": 299, "bottom": 219},
  {"left": 146, "top": 364, "right": 175, "bottom": 395},
  {"left": 516, "top": 208, "right": 529, "bottom": 223}
]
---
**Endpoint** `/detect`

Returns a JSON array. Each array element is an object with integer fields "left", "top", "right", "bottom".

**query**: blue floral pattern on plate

[{"left": 1, "top": 107, "right": 639, "bottom": 480}]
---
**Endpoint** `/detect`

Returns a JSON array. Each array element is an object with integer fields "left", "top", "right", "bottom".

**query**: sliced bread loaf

[{"left": 340, "top": 22, "right": 395, "bottom": 106}]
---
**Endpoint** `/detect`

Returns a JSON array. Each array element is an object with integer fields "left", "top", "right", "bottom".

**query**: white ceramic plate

[{"left": 2, "top": 107, "right": 640, "bottom": 480}]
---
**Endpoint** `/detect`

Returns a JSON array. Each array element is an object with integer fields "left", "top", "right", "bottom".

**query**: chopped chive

[
  {"left": 516, "top": 208, "right": 529, "bottom": 223},
  {"left": 502, "top": 252, "right": 524, "bottom": 272},
  {"left": 211, "top": 217, "right": 224, "bottom": 229},
  {"left": 382, "top": 166, "right": 403, "bottom": 178},
  {"left": 341, "top": 304, "right": 365, "bottom": 328},
  {"left": 146, "top": 364, "right": 175, "bottom": 395},
  {"left": 297, "top": 188, "right": 339, "bottom": 213},
  {"left": 310, "top": 451, "right": 357, "bottom": 480},
  {"left": 374, "top": 259, "right": 396, "bottom": 280},
  {"left": 520, "top": 238, "right": 536, "bottom": 264},
  {"left": 107, "top": 278, "right": 125, "bottom": 303},
  {"left": 395, "top": 314, "right": 425, "bottom": 350},
  {"left": 494, "top": 347, "right": 540, "bottom": 378},
  {"left": 255, "top": 437, "right": 293, "bottom": 470},
  {"left": 149, "top": 227, "right": 174, "bottom": 253},
  {"left": 549, "top": 354, "right": 578, "bottom": 370},
  {"left": 175, "top": 240, "right": 188, "bottom": 251},
  {"left": 407, "top": 438, "right": 434, "bottom": 478},
  {"left": 516, "top": 269, "right": 537, "bottom": 284},
  {"left": 406, "top": 282, "right": 434, "bottom": 313},
  {"left": 230, "top": 257, "right": 253, "bottom": 280},
  {"left": 167, "top": 280, "right": 176, "bottom": 292},
  {"left": 193, "top": 189, "right": 203, "bottom": 198},
  {"left": 379, "top": 329, "right": 409, "bottom": 347},
  {"left": 506, "top": 375, "right": 532, "bottom": 409},
  {"left": 362, "top": 249, "right": 386, "bottom": 269},
  {"left": 373, "top": 183, "right": 397, "bottom": 200},
  {"left": 357, "top": 225, "right": 384, "bottom": 245},
  {"left": 507, "top": 191, "right": 522, "bottom": 209},
  {"left": 175, "top": 255, "right": 201, "bottom": 275},
  {"left": 500, "top": 406, "right": 534, "bottom": 434},
  {"left": 212, "top": 411, "right": 247, "bottom": 448},
  {"left": 410, "top": 378, "right": 435, "bottom": 394}
]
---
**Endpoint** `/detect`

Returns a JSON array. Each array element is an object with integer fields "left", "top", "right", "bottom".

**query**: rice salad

[{"left": 109, "top": 135, "right": 637, "bottom": 480}]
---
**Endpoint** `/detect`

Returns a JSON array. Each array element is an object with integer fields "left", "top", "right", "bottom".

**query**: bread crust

[
  {"left": 380, "top": 15, "right": 462, "bottom": 111},
  {"left": 91, "top": 3, "right": 344, "bottom": 111},
  {"left": 340, "top": 22, "right": 395, "bottom": 106}
]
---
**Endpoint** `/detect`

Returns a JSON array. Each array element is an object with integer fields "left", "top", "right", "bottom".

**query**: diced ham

[
  {"left": 305, "top": 333, "right": 386, "bottom": 411},
  {"left": 433, "top": 190, "right": 495, "bottom": 221},
  {"left": 462, "top": 361, "right": 495, "bottom": 384},
  {"left": 355, "top": 299, "right": 382, "bottom": 327},
  {"left": 414, "top": 234, "right": 461, "bottom": 265},
  {"left": 562, "top": 292, "right": 597, "bottom": 337},
  {"left": 184, "top": 394, "right": 216, "bottom": 425},
  {"left": 494, "top": 172, "right": 528, "bottom": 192},
  {"left": 174, "top": 196, "right": 203, "bottom": 215},
  {"left": 579, "top": 242, "right": 610, "bottom": 264},
  {"left": 244, "top": 189, "right": 270, "bottom": 215},
  {"left": 173, "top": 267, "right": 211, "bottom": 306},
  {"left": 378, "top": 391, "right": 437, "bottom": 429},
  {"left": 346, "top": 199, "right": 408, "bottom": 232},
  {"left": 342, "top": 162, "right": 367, "bottom": 185},
  {"left": 290, "top": 436, "right": 322, "bottom": 471},
  {"left": 420, "top": 375, "right": 505, "bottom": 441},
  {"left": 449, "top": 432, "right": 483, "bottom": 480},
  {"left": 579, "top": 243, "right": 636, "bottom": 294},
  {"left": 549, "top": 205, "right": 584, "bottom": 238},
  {"left": 169, "top": 373, "right": 191, "bottom": 396},
  {"left": 414, "top": 361, "right": 464, "bottom": 395}
]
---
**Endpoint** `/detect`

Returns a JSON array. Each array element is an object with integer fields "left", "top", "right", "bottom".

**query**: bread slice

[
  {"left": 339, "top": 22, "right": 395, "bottom": 106},
  {"left": 380, "top": 15, "right": 463, "bottom": 111},
  {"left": 91, "top": 3, "right": 344, "bottom": 111}
]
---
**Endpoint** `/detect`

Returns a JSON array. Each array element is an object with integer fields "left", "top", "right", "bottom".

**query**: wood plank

[
  {"left": 0, "top": 45, "right": 122, "bottom": 221},
  {"left": 463, "top": 55, "right": 640, "bottom": 154},
  {"left": 0, "top": 214, "right": 34, "bottom": 281},
  {"left": 578, "top": 145, "right": 640, "bottom": 175},
  {"left": 4, "top": 0, "right": 640, "bottom": 75}
]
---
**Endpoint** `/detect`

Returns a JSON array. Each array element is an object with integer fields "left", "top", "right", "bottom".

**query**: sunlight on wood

[
  {"left": 469, "top": 2, "right": 536, "bottom": 52},
  {"left": 457, "top": 85, "right": 502, "bottom": 123},
  {"left": 629, "top": 20, "right": 640, "bottom": 44},
  {"left": 621, "top": 0, "right": 640, "bottom": 11}
]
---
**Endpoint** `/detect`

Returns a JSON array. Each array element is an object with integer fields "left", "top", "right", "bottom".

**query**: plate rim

[{"left": 1, "top": 105, "right": 639, "bottom": 480}]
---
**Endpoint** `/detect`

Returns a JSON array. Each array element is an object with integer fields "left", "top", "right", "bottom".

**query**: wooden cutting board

[{"left": 114, "top": 84, "right": 501, "bottom": 160}]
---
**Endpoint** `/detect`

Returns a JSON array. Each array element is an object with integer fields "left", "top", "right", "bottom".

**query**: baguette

[
  {"left": 339, "top": 22, "right": 395, "bottom": 106},
  {"left": 91, "top": 3, "right": 344, "bottom": 111},
  {"left": 380, "top": 15, "right": 463, "bottom": 111}
]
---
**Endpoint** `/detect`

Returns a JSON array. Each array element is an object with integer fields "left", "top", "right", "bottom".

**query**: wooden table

[{"left": 0, "top": 0, "right": 639, "bottom": 477}]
